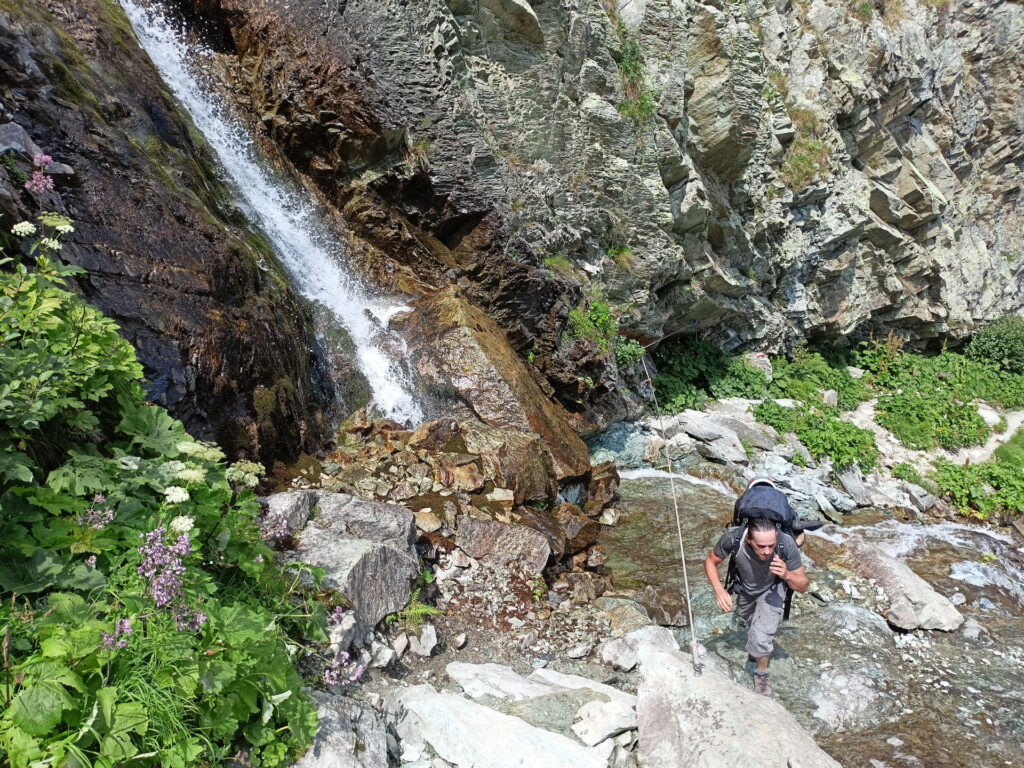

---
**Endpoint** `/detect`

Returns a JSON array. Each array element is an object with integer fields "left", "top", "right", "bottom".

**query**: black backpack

[{"left": 723, "top": 481, "right": 822, "bottom": 620}]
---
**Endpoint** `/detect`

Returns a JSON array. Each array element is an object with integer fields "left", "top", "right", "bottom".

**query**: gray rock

[
  {"left": 385, "top": 685, "right": 606, "bottom": 768},
  {"left": 393, "top": 633, "right": 409, "bottom": 658},
  {"left": 291, "top": 523, "right": 417, "bottom": 630},
  {"left": 259, "top": 489, "right": 320, "bottom": 537},
  {"left": 453, "top": 633, "right": 467, "bottom": 649},
  {"left": 527, "top": 668, "right": 637, "bottom": 708},
  {"left": 844, "top": 538, "right": 964, "bottom": 631},
  {"left": 446, "top": 662, "right": 557, "bottom": 701},
  {"left": 600, "top": 625, "right": 679, "bottom": 673},
  {"left": 0, "top": 122, "right": 43, "bottom": 159},
  {"left": 370, "top": 641, "right": 395, "bottom": 668},
  {"left": 635, "top": 645, "right": 842, "bottom": 768},
  {"left": 836, "top": 465, "right": 873, "bottom": 507},
  {"left": 593, "top": 597, "right": 653, "bottom": 636},
  {"left": 571, "top": 698, "right": 638, "bottom": 747},
  {"left": 295, "top": 691, "right": 387, "bottom": 767},
  {"left": 410, "top": 624, "right": 438, "bottom": 657},
  {"left": 456, "top": 515, "right": 551, "bottom": 575}
]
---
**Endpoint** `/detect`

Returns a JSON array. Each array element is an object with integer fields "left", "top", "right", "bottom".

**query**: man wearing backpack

[{"left": 704, "top": 478, "right": 811, "bottom": 696}]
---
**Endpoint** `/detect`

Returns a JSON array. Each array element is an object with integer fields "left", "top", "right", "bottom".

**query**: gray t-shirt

[{"left": 713, "top": 526, "right": 802, "bottom": 598}]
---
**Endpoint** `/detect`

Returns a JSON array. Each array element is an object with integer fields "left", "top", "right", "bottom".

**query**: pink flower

[
  {"left": 85, "top": 555, "right": 97, "bottom": 568},
  {"left": 32, "top": 153, "right": 53, "bottom": 167},
  {"left": 24, "top": 171, "right": 54, "bottom": 194}
]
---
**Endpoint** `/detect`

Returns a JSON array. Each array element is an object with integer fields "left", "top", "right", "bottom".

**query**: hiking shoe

[{"left": 753, "top": 672, "right": 772, "bottom": 697}]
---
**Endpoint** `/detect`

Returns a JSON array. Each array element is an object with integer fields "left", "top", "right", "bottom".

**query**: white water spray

[{"left": 119, "top": 0, "right": 422, "bottom": 424}]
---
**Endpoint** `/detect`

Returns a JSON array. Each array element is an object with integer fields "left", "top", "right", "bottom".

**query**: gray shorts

[{"left": 735, "top": 584, "right": 784, "bottom": 659}]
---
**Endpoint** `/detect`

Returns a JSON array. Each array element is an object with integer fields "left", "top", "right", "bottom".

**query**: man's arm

[
  {"left": 769, "top": 558, "right": 810, "bottom": 593},
  {"left": 704, "top": 550, "right": 733, "bottom": 611}
]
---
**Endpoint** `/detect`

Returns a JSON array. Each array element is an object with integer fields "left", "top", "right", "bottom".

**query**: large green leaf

[
  {"left": 9, "top": 683, "right": 64, "bottom": 736},
  {"left": 198, "top": 658, "right": 236, "bottom": 694},
  {"left": 0, "top": 549, "right": 63, "bottom": 593}
]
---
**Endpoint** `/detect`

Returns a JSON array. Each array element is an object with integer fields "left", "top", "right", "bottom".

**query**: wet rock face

[
  {"left": 189, "top": 0, "right": 1021, "bottom": 375},
  {"left": 0, "top": 0, "right": 330, "bottom": 464}
]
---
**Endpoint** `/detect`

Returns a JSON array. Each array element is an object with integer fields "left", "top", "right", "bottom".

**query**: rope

[{"left": 639, "top": 354, "right": 704, "bottom": 676}]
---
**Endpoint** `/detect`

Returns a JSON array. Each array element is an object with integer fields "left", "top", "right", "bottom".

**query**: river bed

[{"left": 600, "top": 476, "right": 1024, "bottom": 768}]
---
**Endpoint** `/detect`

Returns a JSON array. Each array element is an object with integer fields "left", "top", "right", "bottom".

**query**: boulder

[
  {"left": 385, "top": 685, "right": 607, "bottom": 768},
  {"left": 844, "top": 538, "right": 964, "bottom": 631},
  {"left": 528, "top": 668, "right": 637, "bottom": 708},
  {"left": 409, "top": 624, "right": 438, "bottom": 657},
  {"left": 635, "top": 645, "right": 842, "bottom": 768},
  {"left": 289, "top": 495, "right": 418, "bottom": 629},
  {"left": 600, "top": 625, "right": 679, "bottom": 672},
  {"left": 403, "top": 288, "right": 590, "bottom": 481},
  {"left": 456, "top": 513, "right": 551, "bottom": 574},
  {"left": 461, "top": 421, "right": 557, "bottom": 504},
  {"left": 295, "top": 691, "right": 387, "bottom": 768},
  {"left": 594, "top": 597, "right": 653, "bottom": 636},
  {"left": 835, "top": 465, "right": 873, "bottom": 507},
  {"left": 446, "top": 662, "right": 557, "bottom": 701},
  {"left": 588, "top": 461, "right": 620, "bottom": 506},
  {"left": 553, "top": 503, "right": 601, "bottom": 553},
  {"left": 259, "top": 489, "right": 320, "bottom": 537},
  {"left": 571, "top": 698, "right": 638, "bottom": 747}
]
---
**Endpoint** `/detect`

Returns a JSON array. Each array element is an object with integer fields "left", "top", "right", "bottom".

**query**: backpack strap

[{"left": 723, "top": 524, "right": 746, "bottom": 595}]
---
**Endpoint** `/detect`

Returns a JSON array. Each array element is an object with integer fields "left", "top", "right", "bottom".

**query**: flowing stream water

[
  {"left": 601, "top": 475, "right": 1024, "bottom": 768},
  {"left": 119, "top": 0, "right": 423, "bottom": 425}
]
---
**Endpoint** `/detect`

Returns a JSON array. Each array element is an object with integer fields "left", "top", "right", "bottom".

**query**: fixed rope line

[{"left": 639, "top": 355, "right": 704, "bottom": 677}]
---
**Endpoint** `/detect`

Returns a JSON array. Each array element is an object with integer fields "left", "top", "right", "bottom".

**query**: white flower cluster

[
  {"left": 11, "top": 221, "right": 36, "bottom": 237},
  {"left": 169, "top": 515, "right": 194, "bottom": 534},
  {"left": 226, "top": 460, "right": 265, "bottom": 489},
  {"left": 176, "top": 441, "right": 225, "bottom": 463},
  {"left": 164, "top": 485, "right": 189, "bottom": 504},
  {"left": 157, "top": 460, "right": 187, "bottom": 483},
  {"left": 176, "top": 467, "right": 207, "bottom": 485}
]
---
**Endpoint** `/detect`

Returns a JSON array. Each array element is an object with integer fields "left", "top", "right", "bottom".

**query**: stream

[
  {"left": 601, "top": 475, "right": 1024, "bottom": 768},
  {"left": 119, "top": 0, "right": 423, "bottom": 424}
]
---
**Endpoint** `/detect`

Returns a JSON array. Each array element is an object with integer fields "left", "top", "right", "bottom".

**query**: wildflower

[
  {"left": 254, "top": 554, "right": 264, "bottom": 564},
  {"left": 176, "top": 440, "right": 224, "bottom": 462},
  {"left": 176, "top": 467, "right": 207, "bottom": 485},
  {"left": 323, "top": 657, "right": 342, "bottom": 686},
  {"left": 38, "top": 236, "right": 61, "bottom": 250},
  {"left": 93, "top": 493, "right": 106, "bottom": 504},
  {"left": 85, "top": 555, "right": 97, "bottom": 568},
  {"left": 164, "top": 485, "right": 189, "bottom": 504},
  {"left": 101, "top": 617, "right": 132, "bottom": 650},
  {"left": 331, "top": 606, "right": 347, "bottom": 625},
  {"left": 81, "top": 504, "right": 115, "bottom": 530},
  {"left": 32, "top": 153, "right": 53, "bottom": 167},
  {"left": 55, "top": 222, "right": 74, "bottom": 234},
  {"left": 169, "top": 515, "right": 194, "bottom": 534},
  {"left": 157, "top": 461, "right": 187, "bottom": 482},
  {"left": 24, "top": 170, "right": 54, "bottom": 194},
  {"left": 137, "top": 527, "right": 190, "bottom": 607},
  {"left": 173, "top": 604, "right": 207, "bottom": 632},
  {"left": 11, "top": 221, "right": 35, "bottom": 237}
]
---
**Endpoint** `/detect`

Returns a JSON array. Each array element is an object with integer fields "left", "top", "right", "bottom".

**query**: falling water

[{"left": 118, "top": 0, "right": 423, "bottom": 424}]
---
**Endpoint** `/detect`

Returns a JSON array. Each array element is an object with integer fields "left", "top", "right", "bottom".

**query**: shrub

[
  {"left": 651, "top": 339, "right": 767, "bottom": 413},
  {"left": 0, "top": 219, "right": 320, "bottom": 767},
  {"left": 754, "top": 400, "right": 879, "bottom": 471},
  {"left": 891, "top": 462, "right": 923, "bottom": 485},
  {"left": 934, "top": 458, "right": 1024, "bottom": 521},
  {"left": 769, "top": 348, "right": 870, "bottom": 411},
  {"left": 966, "top": 315, "right": 1024, "bottom": 375},
  {"left": 614, "top": 337, "right": 645, "bottom": 369},
  {"left": 568, "top": 299, "right": 617, "bottom": 351}
]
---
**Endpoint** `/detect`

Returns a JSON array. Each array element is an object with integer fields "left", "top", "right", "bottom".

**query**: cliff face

[
  {"left": 179, "top": 0, "right": 1023, "bottom": 430},
  {"left": 0, "top": 0, "right": 332, "bottom": 463}
]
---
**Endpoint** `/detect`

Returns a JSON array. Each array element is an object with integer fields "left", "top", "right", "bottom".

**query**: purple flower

[
  {"left": 101, "top": 618, "right": 132, "bottom": 650},
  {"left": 137, "top": 527, "right": 190, "bottom": 608},
  {"left": 24, "top": 170, "right": 54, "bottom": 194},
  {"left": 32, "top": 153, "right": 53, "bottom": 167},
  {"left": 85, "top": 555, "right": 97, "bottom": 568},
  {"left": 81, "top": 504, "right": 114, "bottom": 530},
  {"left": 92, "top": 493, "right": 105, "bottom": 504},
  {"left": 323, "top": 657, "right": 341, "bottom": 686},
  {"left": 331, "top": 606, "right": 347, "bottom": 625}
]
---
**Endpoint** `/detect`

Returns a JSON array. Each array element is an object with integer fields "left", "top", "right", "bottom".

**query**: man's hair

[{"left": 745, "top": 517, "right": 778, "bottom": 538}]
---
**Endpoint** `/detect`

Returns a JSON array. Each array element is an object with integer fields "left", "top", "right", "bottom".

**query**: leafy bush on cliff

[
  {"left": 0, "top": 219, "right": 322, "bottom": 768},
  {"left": 966, "top": 315, "right": 1024, "bottom": 375},
  {"left": 651, "top": 338, "right": 768, "bottom": 413},
  {"left": 753, "top": 400, "right": 879, "bottom": 471}
]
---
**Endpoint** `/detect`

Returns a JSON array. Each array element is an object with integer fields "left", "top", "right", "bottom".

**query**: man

[{"left": 704, "top": 516, "right": 809, "bottom": 696}]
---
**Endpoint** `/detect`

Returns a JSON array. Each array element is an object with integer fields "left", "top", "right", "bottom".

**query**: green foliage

[
  {"left": 855, "top": 338, "right": 1024, "bottom": 451},
  {"left": 2, "top": 152, "right": 28, "bottom": 184},
  {"left": 780, "top": 136, "right": 831, "bottom": 190},
  {"left": 651, "top": 339, "right": 767, "bottom": 414},
  {"left": 966, "top": 315, "right": 1024, "bottom": 375},
  {"left": 614, "top": 34, "right": 657, "bottom": 125},
  {"left": 891, "top": 462, "right": 924, "bottom": 485},
  {"left": 769, "top": 348, "right": 870, "bottom": 411},
  {"left": 614, "top": 337, "right": 645, "bottom": 369},
  {"left": 0, "top": 221, "right": 318, "bottom": 767},
  {"left": 933, "top": 458, "right": 1024, "bottom": 521},
  {"left": 616, "top": 91, "right": 657, "bottom": 125},
  {"left": 568, "top": 299, "right": 617, "bottom": 352},
  {"left": 384, "top": 588, "right": 442, "bottom": 634},
  {"left": 754, "top": 401, "right": 879, "bottom": 471},
  {"left": 542, "top": 253, "right": 574, "bottom": 276}
]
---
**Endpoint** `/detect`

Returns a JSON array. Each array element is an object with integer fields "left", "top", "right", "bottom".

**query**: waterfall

[{"left": 118, "top": 0, "right": 423, "bottom": 425}]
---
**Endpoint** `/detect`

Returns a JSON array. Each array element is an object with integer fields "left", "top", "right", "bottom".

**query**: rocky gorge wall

[
  {"left": 0, "top": 0, "right": 333, "bottom": 464},
  {"left": 180, "top": 0, "right": 1023, "bottom": 437}
]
